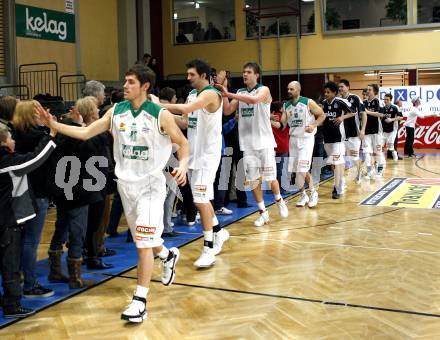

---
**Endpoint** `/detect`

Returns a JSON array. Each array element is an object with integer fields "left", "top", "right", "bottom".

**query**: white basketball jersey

[
  {"left": 186, "top": 86, "right": 223, "bottom": 170},
  {"left": 237, "top": 84, "right": 276, "bottom": 151},
  {"left": 111, "top": 100, "right": 172, "bottom": 182},
  {"left": 284, "top": 96, "right": 316, "bottom": 138}
]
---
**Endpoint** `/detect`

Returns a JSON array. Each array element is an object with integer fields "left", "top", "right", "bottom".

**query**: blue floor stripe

[{"left": 0, "top": 175, "right": 333, "bottom": 328}]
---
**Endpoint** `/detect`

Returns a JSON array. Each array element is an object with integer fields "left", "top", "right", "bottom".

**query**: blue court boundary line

[{"left": 0, "top": 174, "right": 333, "bottom": 329}]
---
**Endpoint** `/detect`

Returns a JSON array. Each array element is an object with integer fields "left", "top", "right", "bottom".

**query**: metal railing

[
  {"left": 59, "top": 74, "right": 86, "bottom": 105},
  {"left": 18, "top": 62, "right": 59, "bottom": 98},
  {"left": 0, "top": 84, "right": 30, "bottom": 99}
]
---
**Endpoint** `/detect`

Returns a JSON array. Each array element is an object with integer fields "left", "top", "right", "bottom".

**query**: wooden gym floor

[{"left": 2, "top": 152, "right": 440, "bottom": 339}]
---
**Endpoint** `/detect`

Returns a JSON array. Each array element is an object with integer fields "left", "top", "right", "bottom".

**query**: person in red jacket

[{"left": 270, "top": 101, "right": 289, "bottom": 193}]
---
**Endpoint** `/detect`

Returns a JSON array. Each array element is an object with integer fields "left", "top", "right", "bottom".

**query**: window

[
  {"left": 172, "top": 0, "right": 235, "bottom": 44},
  {"left": 245, "top": 0, "right": 315, "bottom": 38},
  {"left": 418, "top": 0, "right": 440, "bottom": 24},
  {"left": 323, "top": 0, "right": 407, "bottom": 32}
]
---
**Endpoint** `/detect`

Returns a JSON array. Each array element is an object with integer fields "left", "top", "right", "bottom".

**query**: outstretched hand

[
  {"left": 214, "top": 83, "right": 229, "bottom": 97},
  {"left": 171, "top": 166, "right": 187, "bottom": 186},
  {"left": 34, "top": 101, "right": 55, "bottom": 127}
]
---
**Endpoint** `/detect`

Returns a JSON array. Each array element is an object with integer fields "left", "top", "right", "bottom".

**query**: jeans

[
  {"left": 163, "top": 188, "right": 176, "bottom": 233},
  {"left": 50, "top": 205, "right": 88, "bottom": 259},
  {"left": 0, "top": 226, "right": 22, "bottom": 308},
  {"left": 107, "top": 192, "right": 123, "bottom": 235},
  {"left": 404, "top": 126, "right": 415, "bottom": 156},
  {"left": 21, "top": 198, "right": 49, "bottom": 290}
]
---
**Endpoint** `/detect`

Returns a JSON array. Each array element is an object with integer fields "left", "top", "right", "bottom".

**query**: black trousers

[
  {"left": 404, "top": 126, "right": 415, "bottom": 156},
  {"left": 179, "top": 177, "right": 197, "bottom": 222},
  {"left": 0, "top": 225, "right": 22, "bottom": 308}
]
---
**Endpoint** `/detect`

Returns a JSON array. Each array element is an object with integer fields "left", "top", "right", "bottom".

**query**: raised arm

[
  {"left": 37, "top": 103, "right": 112, "bottom": 141},
  {"left": 174, "top": 114, "right": 188, "bottom": 130},
  {"left": 334, "top": 99, "right": 355, "bottom": 126},
  {"left": 224, "top": 86, "right": 271, "bottom": 105},
  {"left": 162, "top": 90, "right": 218, "bottom": 115},
  {"left": 160, "top": 110, "right": 189, "bottom": 186},
  {"left": 222, "top": 96, "right": 239, "bottom": 116},
  {"left": 0, "top": 134, "right": 56, "bottom": 176}
]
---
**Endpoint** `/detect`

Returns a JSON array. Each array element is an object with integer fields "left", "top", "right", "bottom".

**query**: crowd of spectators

[{"left": 176, "top": 22, "right": 232, "bottom": 44}]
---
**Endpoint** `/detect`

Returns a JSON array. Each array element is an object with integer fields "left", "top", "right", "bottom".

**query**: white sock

[
  {"left": 365, "top": 153, "right": 372, "bottom": 167},
  {"left": 212, "top": 216, "right": 219, "bottom": 226},
  {"left": 203, "top": 230, "right": 213, "bottom": 242},
  {"left": 274, "top": 194, "right": 282, "bottom": 201},
  {"left": 257, "top": 201, "right": 266, "bottom": 212},
  {"left": 157, "top": 246, "right": 169, "bottom": 260},
  {"left": 135, "top": 285, "right": 149, "bottom": 299}
]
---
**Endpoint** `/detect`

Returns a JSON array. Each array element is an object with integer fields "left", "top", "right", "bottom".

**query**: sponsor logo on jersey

[
  {"left": 241, "top": 107, "right": 254, "bottom": 117},
  {"left": 136, "top": 226, "right": 156, "bottom": 234},
  {"left": 135, "top": 226, "right": 156, "bottom": 242},
  {"left": 194, "top": 185, "right": 207, "bottom": 192},
  {"left": 142, "top": 126, "right": 150, "bottom": 133},
  {"left": 119, "top": 122, "right": 126, "bottom": 131},
  {"left": 360, "top": 177, "right": 440, "bottom": 209},
  {"left": 188, "top": 117, "right": 198, "bottom": 129},
  {"left": 122, "top": 144, "right": 149, "bottom": 160},
  {"left": 326, "top": 111, "right": 337, "bottom": 120}
]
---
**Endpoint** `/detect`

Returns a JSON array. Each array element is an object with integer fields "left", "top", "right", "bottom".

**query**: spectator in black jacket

[
  {"left": 76, "top": 96, "right": 113, "bottom": 269},
  {"left": 46, "top": 109, "right": 98, "bottom": 289},
  {"left": 12, "top": 100, "right": 55, "bottom": 299},
  {"left": 0, "top": 123, "right": 56, "bottom": 318}
]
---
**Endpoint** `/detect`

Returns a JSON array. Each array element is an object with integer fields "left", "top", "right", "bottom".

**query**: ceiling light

[
  {"left": 195, "top": 1, "right": 200, "bottom": 8},
  {"left": 173, "top": 12, "right": 178, "bottom": 19},
  {"left": 245, "top": 4, "right": 250, "bottom": 8},
  {"left": 380, "top": 71, "right": 408, "bottom": 75}
]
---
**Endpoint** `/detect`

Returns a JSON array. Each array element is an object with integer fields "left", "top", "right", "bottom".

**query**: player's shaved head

[{"left": 288, "top": 81, "right": 301, "bottom": 91}]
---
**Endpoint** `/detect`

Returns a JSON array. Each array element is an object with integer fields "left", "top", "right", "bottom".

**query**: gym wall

[
  {"left": 162, "top": 0, "right": 440, "bottom": 77},
  {"left": 15, "top": 0, "right": 77, "bottom": 77},
  {"left": 14, "top": 0, "right": 120, "bottom": 83}
]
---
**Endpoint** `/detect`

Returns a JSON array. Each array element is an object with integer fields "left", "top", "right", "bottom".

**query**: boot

[
  {"left": 48, "top": 250, "right": 69, "bottom": 283},
  {"left": 67, "top": 257, "right": 95, "bottom": 289}
]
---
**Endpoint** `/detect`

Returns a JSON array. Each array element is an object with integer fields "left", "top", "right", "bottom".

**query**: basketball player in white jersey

[
  {"left": 37, "top": 64, "right": 189, "bottom": 323},
  {"left": 161, "top": 59, "right": 229, "bottom": 268},
  {"left": 218, "top": 62, "right": 288, "bottom": 227},
  {"left": 281, "top": 81, "right": 325, "bottom": 208}
]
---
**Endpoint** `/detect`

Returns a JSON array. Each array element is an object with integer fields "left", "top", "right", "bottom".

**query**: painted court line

[{"left": 229, "top": 235, "right": 440, "bottom": 255}]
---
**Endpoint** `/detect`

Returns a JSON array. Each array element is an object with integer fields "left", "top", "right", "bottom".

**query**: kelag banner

[
  {"left": 16, "top": 4, "right": 76, "bottom": 43},
  {"left": 380, "top": 85, "right": 440, "bottom": 148}
]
